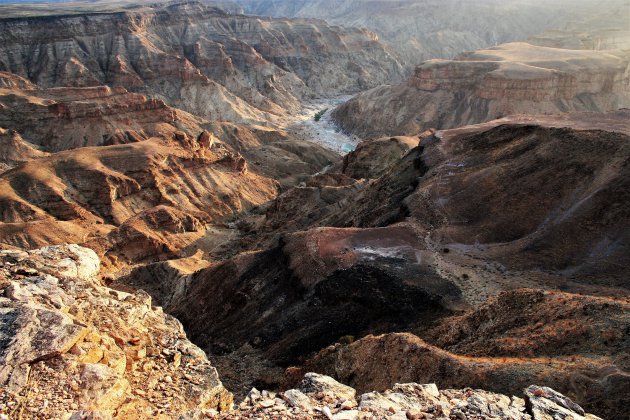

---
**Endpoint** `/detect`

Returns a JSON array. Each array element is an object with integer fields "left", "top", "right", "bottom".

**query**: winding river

[{"left": 286, "top": 95, "right": 362, "bottom": 154}]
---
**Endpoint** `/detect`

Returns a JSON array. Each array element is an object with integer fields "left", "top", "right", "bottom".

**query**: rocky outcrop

[
  {"left": 0, "top": 245, "right": 232, "bottom": 418},
  {"left": 425, "top": 288, "right": 630, "bottom": 360},
  {"left": 255, "top": 174, "right": 365, "bottom": 241},
  {"left": 342, "top": 135, "right": 420, "bottom": 179},
  {"left": 333, "top": 43, "right": 630, "bottom": 138},
  {"left": 221, "top": 372, "right": 601, "bottom": 420},
  {"left": 121, "top": 223, "right": 462, "bottom": 392},
  {"left": 0, "top": 71, "right": 35, "bottom": 90},
  {"left": 206, "top": 121, "right": 339, "bottom": 188},
  {"left": 116, "top": 113, "right": 630, "bottom": 417},
  {"left": 323, "top": 116, "right": 630, "bottom": 292},
  {"left": 0, "top": 108, "right": 341, "bottom": 264},
  {"left": 0, "top": 2, "right": 404, "bottom": 127}
]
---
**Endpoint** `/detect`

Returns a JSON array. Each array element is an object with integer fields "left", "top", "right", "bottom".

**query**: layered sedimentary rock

[
  {"left": 0, "top": 2, "right": 628, "bottom": 417},
  {"left": 0, "top": 245, "right": 232, "bottom": 418},
  {"left": 0, "top": 2, "right": 404, "bottom": 126},
  {"left": 0, "top": 83, "right": 204, "bottom": 152},
  {"left": 341, "top": 135, "right": 420, "bottom": 180},
  {"left": 0, "top": 247, "right": 603, "bottom": 420},
  {"left": 123, "top": 224, "right": 462, "bottom": 362},
  {"left": 119, "top": 112, "right": 630, "bottom": 417},
  {"left": 206, "top": 121, "right": 339, "bottom": 187},
  {"left": 328, "top": 118, "right": 630, "bottom": 291},
  {"left": 0, "top": 128, "right": 48, "bottom": 174},
  {"left": 0, "top": 132, "right": 279, "bottom": 265},
  {"left": 333, "top": 43, "right": 630, "bottom": 138}
]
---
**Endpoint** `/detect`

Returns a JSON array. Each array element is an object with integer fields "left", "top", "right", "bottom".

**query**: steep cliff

[
  {"left": 0, "top": 243, "right": 603, "bottom": 420},
  {"left": 0, "top": 128, "right": 48, "bottom": 174},
  {"left": 119, "top": 112, "right": 630, "bottom": 418},
  {"left": 301, "top": 289, "right": 630, "bottom": 418},
  {"left": 0, "top": 2, "right": 404, "bottom": 126},
  {"left": 333, "top": 42, "right": 630, "bottom": 138}
]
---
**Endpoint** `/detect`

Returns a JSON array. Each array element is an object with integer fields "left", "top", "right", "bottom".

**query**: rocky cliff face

[
  {"left": 0, "top": 102, "right": 343, "bottom": 263},
  {"left": 0, "top": 3, "right": 628, "bottom": 418},
  {"left": 0, "top": 244, "right": 232, "bottom": 418},
  {"left": 0, "top": 2, "right": 404, "bottom": 126},
  {"left": 333, "top": 42, "right": 630, "bottom": 138},
  {"left": 301, "top": 289, "right": 630, "bottom": 418},
  {"left": 0, "top": 242, "right": 604, "bottom": 420},
  {"left": 0, "top": 128, "right": 48, "bottom": 174}
]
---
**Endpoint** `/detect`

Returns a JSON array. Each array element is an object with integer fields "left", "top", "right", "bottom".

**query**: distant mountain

[{"left": 234, "top": 0, "right": 629, "bottom": 66}]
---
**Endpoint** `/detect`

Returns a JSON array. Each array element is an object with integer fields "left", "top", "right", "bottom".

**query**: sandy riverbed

[{"left": 284, "top": 95, "right": 362, "bottom": 154}]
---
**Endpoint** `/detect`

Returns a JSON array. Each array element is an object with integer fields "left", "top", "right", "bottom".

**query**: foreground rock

[
  {"left": 0, "top": 127, "right": 48, "bottom": 174},
  {"left": 122, "top": 113, "right": 630, "bottom": 415},
  {"left": 220, "top": 372, "right": 601, "bottom": 420},
  {"left": 0, "top": 245, "right": 232, "bottom": 418}
]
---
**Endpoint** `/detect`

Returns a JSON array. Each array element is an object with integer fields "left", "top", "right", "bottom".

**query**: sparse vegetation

[
  {"left": 338, "top": 335, "right": 355, "bottom": 345},
  {"left": 314, "top": 108, "right": 328, "bottom": 122}
]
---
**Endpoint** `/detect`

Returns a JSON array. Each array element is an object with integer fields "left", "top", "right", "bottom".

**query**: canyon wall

[
  {"left": 0, "top": 2, "right": 404, "bottom": 126},
  {"left": 333, "top": 43, "right": 630, "bottom": 138}
]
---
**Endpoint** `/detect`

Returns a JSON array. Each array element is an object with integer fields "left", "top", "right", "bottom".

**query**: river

[{"left": 285, "top": 95, "right": 361, "bottom": 154}]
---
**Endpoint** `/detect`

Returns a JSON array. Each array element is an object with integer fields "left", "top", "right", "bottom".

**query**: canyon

[
  {"left": 0, "top": 1, "right": 404, "bottom": 126},
  {"left": 0, "top": 0, "right": 628, "bottom": 419}
]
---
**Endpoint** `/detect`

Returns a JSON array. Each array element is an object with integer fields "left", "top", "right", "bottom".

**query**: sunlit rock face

[
  {"left": 219, "top": 372, "right": 604, "bottom": 420},
  {"left": 0, "top": 244, "right": 232, "bottom": 418},
  {"left": 0, "top": 2, "right": 628, "bottom": 419}
]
